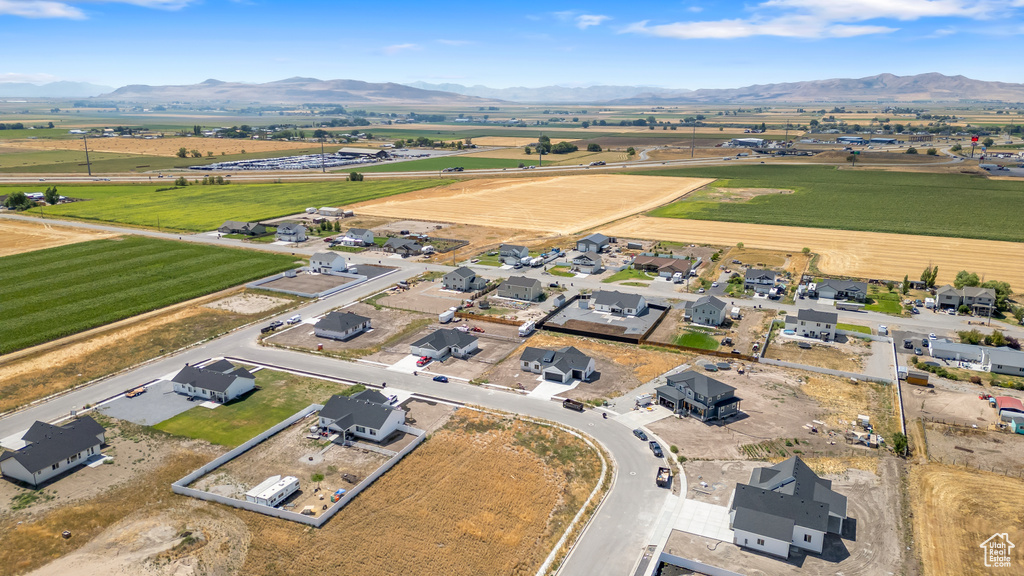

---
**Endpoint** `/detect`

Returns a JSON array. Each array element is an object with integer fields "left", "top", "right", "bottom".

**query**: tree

[
  {"left": 646, "top": 115, "right": 656, "bottom": 125},
  {"left": 954, "top": 270, "right": 980, "bottom": 289},
  {"left": 586, "top": 143, "right": 602, "bottom": 152},
  {"left": 174, "top": 176, "right": 188, "bottom": 187},
  {"left": 890, "top": 432, "right": 908, "bottom": 455},
  {"left": 958, "top": 304, "right": 971, "bottom": 315},
  {"left": 985, "top": 330, "right": 1008, "bottom": 347},
  {"left": 905, "top": 147, "right": 918, "bottom": 154},
  {"left": 951, "top": 143, "right": 962, "bottom": 152},
  {"left": 982, "top": 137, "right": 994, "bottom": 147},
  {"left": 925, "top": 147, "right": 937, "bottom": 155},
  {"left": 1013, "top": 305, "right": 1024, "bottom": 325},
  {"left": 581, "top": 121, "right": 590, "bottom": 129},
  {"left": 176, "top": 147, "right": 188, "bottom": 158},
  {"left": 524, "top": 146, "right": 532, "bottom": 155},
  {"left": 920, "top": 265, "right": 938, "bottom": 288},
  {"left": 902, "top": 275, "right": 910, "bottom": 295},
  {"left": 44, "top": 186, "right": 60, "bottom": 205},
  {"left": 311, "top": 473, "right": 324, "bottom": 489},
  {"left": 736, "top": 242, "right": 744, "bottom": 249},
  {"left": 802, "top": 247, "right": 810, "bottom": 255},
  {"left": 190, "top": 149, "right": 202, "bottom": 158},
  {"left": 206, "top": 151, "right": 214, "bottom": 157},
  {"left": 981, "top": 280, "right": 1012, "bottom": 311},
  {"left": 3, "top": 192, "right": 32, "bottom": 211},
  {"left": 550, "top": 142, "right": 578, "bottom": 154},
  {"left": 349, "top": 172, "right": 363, "bottom": 181},
  {"left": 333, "top": 220, "right": 341, "bottom": 232},
  {"left": 626, "top": 146, "right": 636, "bottom": 156}
]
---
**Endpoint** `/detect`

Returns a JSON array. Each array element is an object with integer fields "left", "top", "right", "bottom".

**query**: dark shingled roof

[
  {"left": 411, "top": 329, "right": 478, "bottom": 351},
  {"left": 202, "top": 359, "right": 236, "bottom": 373},
  {"left": 519, "top": 346, "right": 592, "bottom": 373},
  {"left": 319, "top": 394, "right": 401, "bottom": 430},
  {"left": 315, "top": 311, "right": 370, "bottom": 334},
  {"left": 172, "top": 364, "right": 254, "bottom": 393},
  {"left": 593, "top": 289, "right": 643, "bottom": 310},
  {"left": 446, "top": 266, "right": 477, "bottom": 279},
  {"left": 501, "top": 276, "right": 541, "bottom": 289},
  {"left": 1, "top": 416, "right": 105, "bottom": 475},
  {"left": 666, "top": 370, "right": 735, "bottom": 398},
  {"left": 795, "top": 308, "right": 838, "bottom": 325},
  {"left": 731, "top": 456, "right": 848, "bottom": 537}
]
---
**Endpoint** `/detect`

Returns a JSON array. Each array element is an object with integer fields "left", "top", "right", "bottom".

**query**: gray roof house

[
  {"left": 936, "top": 284, "right": 997, "bottom": 315},
  {"left": 813, "top": 279, "right": 867, "bottom": 302},
  {"left": 499, "top": 244, "right": 529, "bottom": 265},
  {"left": 1, "top": 416, "right": 106, "bottom": 487},
  {"left": 345, "top": 228, "right": 375, "bottom": 245},
  {"left": 310, "top": 251, "right": 347, "bottom": 274},
  {"left": 571, "top": 253, "right": 603, "bottom": 274},
  {"left": 592, "top": 290, "right": 646, "bottom": 316},
  {"left": 443, "top": 267, "right": 487, "bottom": 292},
  {"left": 729, "top": 456, "right": 848, "bottom": 558},
  {"left": 784, "top": 309, "right": 838, "bottom": 341},
  {"left": 576, "top": 233, "right": 610, "bottom": 253},
  {"left": 496, "top": 276, "right": 543, "bottom": 302},
  {"left": 218, "top": 220, "right": 267, "bottom": 236},
  {"left": 684, "top": 295, "right": 727, "bottom": 326},
  {"left": 656, "top": 370, "right": 740, "bottom": 421},
  {"left": 744, "top": 269, "right": 778, "bottom": 293},
  {"left": 171, "top": 363, "right": 256, "bottom": 403},
  {"left": 275, "top": 222, "right": 307, "bottom": 243},
  {"left": 383, "top": 237, "right": 422, "bottom": 256},
  {"left": 410, "top": 329, "right": 479, "bottom": 359},
  {"left": 318, "top": 390, "right": 405, "bottom": 442},
  {"left": 927, "top": 339, "right": 987, "bottom": 363},
  {"left": 989, "top": 347, "right": 1024, "bottom": 378},
  {"left": 315, "top": 311, "right": 371, "bottom": 341},
  {"left": 519, "top": 346, "right": 596, "bottom": 383}
]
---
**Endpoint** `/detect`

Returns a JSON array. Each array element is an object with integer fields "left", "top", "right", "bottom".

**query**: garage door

[
  {"left": 659, "top": 397, "right": 676, "bottom": 410},
  {"left": 544, "top": 371, "right": 563, "bottom": 382}
]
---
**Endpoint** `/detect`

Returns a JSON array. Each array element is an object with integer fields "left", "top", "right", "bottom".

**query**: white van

[{"left": 287, "top": 315, "right": 301, "bottom": 325}]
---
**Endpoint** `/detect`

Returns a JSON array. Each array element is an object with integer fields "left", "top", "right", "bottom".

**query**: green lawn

[
  {"left": 354, "top": 156, "right": 527, "bottom": 173},
  {"left": 17, "top": 179, "right": 443, "bottom": 232},
  {"left": 642, "top": 165, "right": 1024, "bottom": 243},
  {"left": 864, "top": 292, "right": 904, "bottom": 315},
  {"left": 837, "top": 323, "right": 871, "bottom": 334},
  {"left": 602, "top": 268, "right": 653, "bottom": 283},
  {"left": 549, "top": 265, "right": 576, "bottom": 277},
  {"left": 153, "top": 371, "right": 365, "bottom": 447},
  {"left": 675, "top": 330, "right": 720, "bottom": 350},
  {"left": 0, "top": 237, "right": 298, "bottom": 354}
]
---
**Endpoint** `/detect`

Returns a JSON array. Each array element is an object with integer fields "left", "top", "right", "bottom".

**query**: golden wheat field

[
  {"left": 2, "top": 136, "right": 320, "bottom": 157},
  {"left": 353, "top": 175, "right": 712, "bottom": 235}
]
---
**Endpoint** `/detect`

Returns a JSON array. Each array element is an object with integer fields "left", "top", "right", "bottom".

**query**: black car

[
  {"left": 432, "top": 376, "right": 449, "bottom": 383},
  {"left": 633, "top": 429, "right": 648, "bottom": 441},
  {"left": 649, "top": 441, "right": 663, "bottom": 458}
]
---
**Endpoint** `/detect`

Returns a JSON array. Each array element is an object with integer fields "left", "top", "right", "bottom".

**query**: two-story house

[
  {"left": 499, "top": 244, "right": 529, "bottom": 265},
  {"left": 310, "top": 252, "right": 347, "bottom": 274},
  {"left": 684, "top": 295, "right": 727, "bottom": 326},
  {"left": 655, "top": 370, "right": 741, "bottom": 421},
  {"left": 743, "top": 269, "right": 777, "bottom": 294},
  {"left": 496, "top": 276, "right": 543, "bottom": 301},
  {"left": 345, "top": 228, "right": 375, "bottom": 246},
  {"left": 936, "top": 285, "right": 997, "bottom": 315},
  {"left": 571, "top": 253, "right": 602, "bottom": 275},
  {"left": 783, "top": 309, "right": 838, "bottom": 341},
  {"left": 275, "top": 222, "right": 307, "bottom": 243},
  {"left": 443, "top": 267, "right": 487, "bottom": 292}
]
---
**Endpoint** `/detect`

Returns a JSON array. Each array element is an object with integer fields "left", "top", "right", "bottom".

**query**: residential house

[
  {"left": 685, "top": 295, "right": 728, "bottom": 326},
  {"left": 519, "top": 346, "right": 595, "bottom": 383},
  {"left": 655, "top": 370, "right": 741, "bottom": 421},
  {"left": 571, "top": 253, "right": 603, "bottom": 275},
  {"left": 744, "top": 269, "right": 778, "bottom": 294},
  {"left": 314, "top": 311, "right": 371, "bottom": 341},
  {"left": 632, "top": 255, "right": 691, "bottom": 278},
  {"left": 345, "top": 228, "right": 375, "bottom": 246},
  {"left": 927, "top": 339, "right": 986, "bottom": 363},
  {"left": 729, "top": 456, "right": 848, "bottom": 558},
  {"left": 499, "top": 244, "right": 529, "bottom": 265},
  {"left": 496, "top": 276, "right": 543, "bottom": 302},
  {"left": 935, "top": 284, "right": 997, "bottom": 315},
  {"left": 310, "top": 252, "right": 347, "bottom": 274},
  {"left": 443, "top": 267, "right": 487, "bottom": 292},
  {"left": 171, "top": 363, "right": 256, "bottom": 403},
  {"left": 935, "top": 285, "right": 961, "bottom": 310},
  {"left": 218, "top": 221, "right": 266, "bottom": 236},
  {"left": 592, "top": 290, "right": 646, "bottom": 316},
  {"left": 0, "top": 416, "right": 106, "bottom": 487},
  {"left": 784, "top": 309, "right": 838, "bottom": 341},
  {"left": 989, "top": 348, "right": 1024, "bottom": 377},
  {"left": 383, "top": 237, "right": 422, "bottom": 256},
  {"left": 275, "top": 222, "right": 307, "bottom": 243},
  {"left": 813, "top": 279, "right": 867, "bottom": 302},
  {"left": 576, "top": 233, "right": 610, "bottom": 253},
  {"left": 410, "top": 329, "right": 479, "bottom": 359},
  {"left": 318, "top": 389, "right": 405, "bottom": 442}
]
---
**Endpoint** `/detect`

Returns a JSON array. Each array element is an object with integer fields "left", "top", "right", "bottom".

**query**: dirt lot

[
  {"left": 260, "top": 271, "right": 353, "bottom": 294},
  {"left": 767, "top": 337, "right": 870, "bottom": 373},
  {"left": 352, "top": 175, "right": 713, "bottom": 235},
  {"left": 604, "top": 215, "right": 1024, "bottom": 291},
  {"left": 0, "top": 219, "right": 119, "bottom": 257},
  {"left": 266, "top": 302, "right": 432, "bottom": 357},
  {"left": 921, "top": 422, "right": 1024, "bottom": 474},
  {"left": 665, "top": 457, "right": 904, "bottom": 576},
  {"left": 481, "top": 331, "right": 690, "bottom": 400},
  {"left": 3, "top": 135, "right": 317, "bottom": 157},
  {"left": 468, "top": 136, "right": 577, "bottom": 147},
  {"left": 378, "top": 277, "right": 469, "bottom": 313},
  {"left": 366, "top": 323, "right": 523, "bottom": 380},
  {"left": 729, "top": 308, "right": 775, "bottom": 352},
  {"left": 203, "top": 293, "right": 291, "bottom": 314}
]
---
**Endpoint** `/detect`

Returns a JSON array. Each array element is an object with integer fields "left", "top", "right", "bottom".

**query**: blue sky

[{"left": 2, "top": 0, "right": 1023, "bottom": 89}]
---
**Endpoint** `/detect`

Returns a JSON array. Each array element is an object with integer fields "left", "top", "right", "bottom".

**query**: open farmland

[
  {"left": 605, "top": 216, "right": 1024, "bottom": 289},
  {"left": 356, "top": 156, "right": 526, "bottom": 173},
  {"left": 0, "top": 218, "right": 118, "bottom": 257},
  {"left": 17, "top": 180, "right": 442, "bottom": 231},
  {"left": 644, "top": 165, "right": 1024, "bottom": 243},
  {"left": 3, "top": 134, "right": 323, "bottom": 157},
  {"left": 354, "top": 175, "right": 712, "bottom": 234},
  {"left": 0, "top": 236, "right": 297, "bottom": 354}
]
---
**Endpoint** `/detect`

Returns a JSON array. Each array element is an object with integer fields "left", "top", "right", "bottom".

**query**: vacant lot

[
  {"left": 768, "top": 338, "right": 869, "bottom": 373},
  {"left": 353, "top": 175, "right": 712, "bottom": 235},
  {"left": 17, "top": 180, "right": 442, "bottom": 232},
  {"left": 0, "top": 237, "right": 297, "bottom": 354},
  {"left": 604, "top": 216, "right": 1024, "bottom": 291},
  {"left": 0, "top": 218, "right": 119, "bottom": 257},
  {"left": 910, "top": 463, "right": 1024, "bottom": 576},
  {"left": 644, "top": 165, "right": 1024, "bottom": 243},
  {"left": 266, "top": 302, "right": 433, "bottom": 359}
]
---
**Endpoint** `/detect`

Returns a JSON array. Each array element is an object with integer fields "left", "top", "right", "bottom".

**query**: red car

[
  {"left": 323, "top": 237, "right": 334, "bottom": 243},
  {"left": 416, "top": 356, "right": 432, "bottom": 367},
  {"left": 470, "top": 326, "right": 484, "bottom": 333}
]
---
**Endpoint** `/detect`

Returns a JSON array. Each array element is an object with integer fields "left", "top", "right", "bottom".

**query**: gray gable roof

[
  {"left": 737, "top": 455, "right": 848, "bottom": 528},
  {"left": 202, "top": 359, "right": 236, "bottom": 373},
  {"left": 579, "top": 233, "right": 609, "bottom": 244},
  {"left": 446, "top": 266, "right": 476, "bottom": 279},
  {"left": 384, "top": 237, "right": 420, "bottom": 250},
  {"left": 520, "top": 346, "right": 592, "bottom": 371},
  {"left": 319, "top": 394, "right": 400, "bottom": 430},
  {"left": 593, "top": 289, "right": 642, "bottom": 309},
  {"left": 935, "top": 284, "right": 959, "bottom": 296},
  {"left": 411, "top": 329, "right": 478, "bottom": 351},
  {"left": 347, "top": 228, "right": 372, "bottom": 236},
  {"left": 795, "top": 308, "right": 838, "bottom": 324},
  {"left": 312, "top": 251, "right": 345, "bottom": 264},
  {"left": 316, "top": 311, "right": 370, "bottom": 333},
  {"left": 667, "top": 370, "right": 735, "bottom": 398},
  {"left": 500, "top": 243, "right": 528, "bottom": 254},
  {"left": 277, "top": 222, "right": 304, "bottom": 232},
  {"left": 172, "top": 364, "right": 254, "bottom": 393},
  {"left": 690, "top": 295, "right": 726, "bottom": 311},
  {"left": 989, "top": 347, "right": 1024, "bottom": 368},
  {"left": 817, "top": 279, "right": 866, "bottom": 293},
  {"left": 573, "top": 253, "right": 602, "bottom": 265},
  {"left": 501, "top": 276, "right": 540, "bottom": 289},
  {"left": 0, "top": 416, "right": 105, "bottom": 475},
  {"left": 744, "top": 268, "right": 777, "bottom": 281}
]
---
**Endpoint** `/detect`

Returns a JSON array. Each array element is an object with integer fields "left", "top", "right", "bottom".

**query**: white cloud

[
  {"left": 0, "top": 0, "right": 194, "bottom": 19},
  {"left": 576, "top": 14, "right": 610, "bottom": 29},
  {"left": 687, "top": 6, "right": 703, "bottom": 13},
  {"left": 382, "top": 43, "right": 420, "bottom": 55},
  {"left": 0, "top": 72, "right": 61, "bottom": 83}
]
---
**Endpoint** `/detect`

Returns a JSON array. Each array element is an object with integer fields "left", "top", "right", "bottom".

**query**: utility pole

[
  {"left": 690, "top": 124, "right": 696, "bottom": 158},
  {"left": 320, "top": 138, "right": 326, "bottom": 173},
  {"left": 83, "top": 135, "right": 92, "bottom": 176}
]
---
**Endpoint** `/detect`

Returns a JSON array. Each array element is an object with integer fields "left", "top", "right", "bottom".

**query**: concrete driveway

[{"left": 98, "top": 379, "right": 195, "bottom": 425}]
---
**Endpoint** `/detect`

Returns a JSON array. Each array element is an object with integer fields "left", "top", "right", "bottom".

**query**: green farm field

[
  {"left": 0, "top": 236, "right": 298, "bottom": 354},
  {"left": 644, "top": 165, "right": 1024, "bottom": 242},
  {"left": 17, "top": 179, "right": 443, "bottom": 231},
  {"left": 355, "top": 156, "right": 526, "bottom": 173}
]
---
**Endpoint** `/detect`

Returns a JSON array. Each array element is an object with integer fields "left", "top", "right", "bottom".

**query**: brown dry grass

[
  {"left": 768, "top": 455, "right": 879, "bottom": 476},
  {"left": 910, "top": 463, "right": 1024, "bottom": 576},
  {"left": 521, "top": 332, "right": 689, "bottom": 383},
  {"left": 352, "top": 175, "right": 712, "bottom": 235},
  {"left": 724, "top": 246, "right": 789, "bottom": 268},
  {"left": 3, "top": 137, "right": 317, "bottom": 157},
  {"left": 770, "top": 341, "right": 866, "bottom": 373},
  {"left": 647, "top": 148, "right": 755, "bottom": 160},
  {"left": 0, "top": 219, "right": 119, "bottom": 257},
  {"left": 237, "top": 409, "right": 603, "bottom": 576},
  {"left": 604, "top": 215, "right": 1024, "bottom": 289},
  {"left": 800, "top": 376, "right": 897, "bottom": 439},
  {"left": 470, "top": 136, "right": 576, "bottom": 147}
]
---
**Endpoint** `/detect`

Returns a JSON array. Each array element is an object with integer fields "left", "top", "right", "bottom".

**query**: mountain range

[
  {"left": 407, "top": 82, "right": 694, "bottom": 103},
  {"left": 0, "top": 81, "right": 112, "bottom": 98}
]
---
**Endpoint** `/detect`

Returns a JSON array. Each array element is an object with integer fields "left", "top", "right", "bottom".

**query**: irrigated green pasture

[
  {"left": 17, "top": 179, "right": 443, "bottom": 231},
  {"left": 0, "top": 237, "right": 298, "bottom": 354},
  {"left": 644, "top": 165, "right": 1024, "bottom": 243},
  {"left": 355, "top": 156, "right": 526, "bottom": 173}
]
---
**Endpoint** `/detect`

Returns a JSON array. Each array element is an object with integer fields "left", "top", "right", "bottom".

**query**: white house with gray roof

[
  {"left": 576, "top": 232, "right": 609, "bottom": 253},
  {"left": 989, "top": 348, "right": 1024, "bottom": 377},
  {"left": 812, "top": 279, "right": 867, "bottom": 302},
  {"left": 275, "top": 222, "right": 307, "bottom": 243},
  {"left": 519, "top": 346, "right": 595, "bottom": 383},
  {"left": 499, "top": 244, "right": 529, "bottom": 265},
  {"left": 744, "top": 269, "right": 777, "bottom": 294},
  {"left": 729, "top": 456, "right": 848, "bottom": 559},
  {"left": 592, "top": 290, "right": 646, "bottom": 316},
  {"left": 784, "top": 309, "right": 838, "bottom": 341},
  {"left": 315, "top": 311, "right": 371, "bottom": 341},
  {"left": 171, "top": 363, "right": 256, "bottom": 403},
  {"left": 496, "top": 276, "right": 543, "bottom": 302},
  {"left": 1, "top": 416, "right": 106, "bottom": 487},
  {"left": 310, "top": 252, "right": 347, "bottom": 274},
  {"left": 443, "top": 267, "right": 487, "bottom": 292},
  {"left": 410, "top": 329, "right": 479, "bottom": 359},
  {"left": 685, "top": 295, "right": 727, "bottom": 326},
  {"left": 345, "top": 228, "right": 375, "bottom": 245},
  {"left": 318, "top": 390, "right": 405, "bottom": 442},
  {"left": 571, "top": 253, "right": 602, "bottom": 275}
]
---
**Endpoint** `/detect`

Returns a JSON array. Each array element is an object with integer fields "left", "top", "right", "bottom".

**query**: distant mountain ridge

[
  {"left": 0, "top": 81, "right": 113, "bottom": 98},
  {"left": 407, "top": 82, "right": 693, "bottom": 103},
  {"left": 101, "top": 77, "right": 494, "bottom": 104}
]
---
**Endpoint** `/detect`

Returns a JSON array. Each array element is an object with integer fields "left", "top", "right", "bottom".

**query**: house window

[
  {"left": 52, "top": 463, "right": 60, "bottom": 470},
  {"left": 355, "top": 426, "right": 366, "bottom": 433},
  {"left": 369, "top": 429, "right": 376, "bottom": 436},
  {"left": 756, "top": 538, "right": 765, "bottom": 546},
  {"left": 804, "top": 534, "right": 813, "bottom": 543}
]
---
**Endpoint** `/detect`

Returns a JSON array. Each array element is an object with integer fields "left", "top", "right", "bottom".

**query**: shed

[
  {"left": 905, "top": 371, "right": 929, "bottom": 386},
  {"left": 1009, "top": 417, "right": 1024, "bottom": 435}
]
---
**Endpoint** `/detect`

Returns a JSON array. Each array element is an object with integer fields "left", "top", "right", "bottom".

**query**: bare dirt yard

[
  {"left": 3, "top": 135, "right": 317, "bottom": 157},
  {"left": 378, "top": 277, "right": 470, "bottom": 314},
  {"left": 665, "top": 457, "right": 904, "bottom": 576},
  {"left": 203, "top": 292, "right": 291, "bottom": 314},
  {"left": 0, "top": 219, "right": 119, "bottom": 257},
  {"left": 920, "top": 421, "right": 1024, "bottom": 474},
  {"left": 481, "top": 331, "right": 690, "bottom": 400},
  {"left": 265, "top": 302, "right": 432, "bottom": 359},
  {"left": 767, "top": 336, "right": 870, "bottom": 373},
  {"left": 605, "top": 215, "right": 1024, "bottom": 290},
  {"left": 352, "top": 175, "right": 713, "bottom": 235},
  {"left": 259, "top": 272, "right": 353, "bottom": 294},
  {"left": 365, "top": 323, "right": 524, "bottom": 380}
]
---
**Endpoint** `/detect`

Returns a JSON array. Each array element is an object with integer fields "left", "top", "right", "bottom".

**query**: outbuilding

[{"left": 245, "top": 475, "right": 299, "bottom": 507}]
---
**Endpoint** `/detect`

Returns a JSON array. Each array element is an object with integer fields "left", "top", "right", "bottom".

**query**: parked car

[
  {"left": 711, "top": 282, "right": 719, "bottom": 288},
  {"left": 268, "top": 320, "right": 284, "bottom": 329},
  {"left": 929, "top": 333, "right": 937, "bottom": 339},
  {"left": 633, "top": 429, "right": 648, "bottom": 441},
  {"left": 649, "top": 441, "right": 664, "bottom": 458},
  {"left": 697, "top": 288, "right": 705, "bottom": 293},
  {"left": 432, "top": 376, "right": 449, "bottom": 383},
  {"left": 911, "top": 308, "right": 920, "bottom": 314},
  {"left": 915, "top": 347, "right": 923, "bottom": 355},
  {"left": 470, "top": 326, "right": 484, "bottom": 333},
  {"left": 416, "top": 356, "right": 432, "bottom": 367}
]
